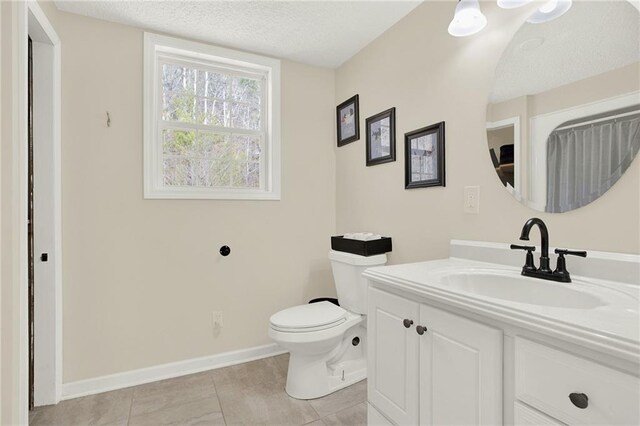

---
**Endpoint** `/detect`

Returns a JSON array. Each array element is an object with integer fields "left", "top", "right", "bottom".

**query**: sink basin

[{"left": 439, "top": 271, "right": 606, "bottom": 309}]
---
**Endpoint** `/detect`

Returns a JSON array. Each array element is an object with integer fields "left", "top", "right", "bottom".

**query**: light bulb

[
  {"left": 527, "top": 0, "right": 572, "bottom": 23},
  {"left": 539, "top": 0, "right": 558, "bottom": 13},
  {"left": 448, "top": 0, "right": 487, "bottom": 37},
  {"left": 497, "top": 0, "right": 534, "bottom": 9}
]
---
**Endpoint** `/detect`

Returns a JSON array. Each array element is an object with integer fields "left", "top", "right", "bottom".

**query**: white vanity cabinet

[
  {"left": 364, "top": 244, "right": 640, "bottom": 425},
  {"left": 367, "top": 288, "right": 420, "bottom": 425},
  {"left": 368, "top": 288, "right": 503, "bottom": 426},
  {"left": 419, "top": 304, "right": 503, "bottom": 426},
  {"left": 514, "top": 338, "right": 640, "bottom": 426},
  {"left": 367, "top": 287, "right": 640, "bottom": 426}
]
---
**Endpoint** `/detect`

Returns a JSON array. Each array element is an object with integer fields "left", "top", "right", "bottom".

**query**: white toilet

[{"left": 268, "top": 250, "right": 387, "bottom": 399}]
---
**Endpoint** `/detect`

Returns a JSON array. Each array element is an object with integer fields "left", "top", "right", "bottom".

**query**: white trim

[
  {"left": 143, "top": 32, "right": 281, "bottom": 200},
  {"left": 528, "top": 91, "right": 640, "bottom": 211},
  {"left": 62, "top": 343, "right": 286, "bottom": 400},
  {"left": 486, "top": 116, "right": 521, "bottom": 199},
  {"left": 15, "top": 1, "right": 63, "bottom": 418},
  {"left": 15, "top": 2, "right": 29, "bottom": 423}
]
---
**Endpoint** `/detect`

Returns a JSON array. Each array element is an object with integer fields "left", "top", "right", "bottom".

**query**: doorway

[{"left": 23, "top": 3, "right": 63, "bottom": 413}]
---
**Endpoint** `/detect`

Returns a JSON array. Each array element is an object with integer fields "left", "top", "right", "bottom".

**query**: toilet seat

[{"left": 270, "top": 302, "right": 347, "bottom": 333}]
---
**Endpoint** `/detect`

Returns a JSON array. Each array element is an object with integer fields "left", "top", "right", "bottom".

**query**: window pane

[
  {"left": 163, "top": 129, "right": 197, "bottom": 156},
  {"left": 162, "top": 63, "right": 262, "bottom": 131},
  {"left": 231, "top": 77, "right": 262, "bottom": 105},
  {"left": 230, "top": 135, "right": 261, "bottom": 162},
  {"left": 163, "top": 63, "right": 195, "bottom": 93},
  {"left": 163, "top": 157, "right": 195, "bottom": 187},
  {"left": 246, "top": 162, "right": 260, "bottom": 188},
  {"left": 230, "top": 103, "right": 261, "bottom": 130},
  {"left": 198, "top": 132, "right": 229, "bottom": 158},
  {"left": 203, "top": 99, "right": 229, "bottom": 127},
  {"left": 209, "top": 160, "right": 232, "bottom": 187},
  {"left": 202, "top": 72, "right": 230, "bottom": 100},
  {"left": 163, "top": 92, "right": 199, "bottom": 123},
  {"left": 162, "top": 131, "right": 262, "bottom": 189}
]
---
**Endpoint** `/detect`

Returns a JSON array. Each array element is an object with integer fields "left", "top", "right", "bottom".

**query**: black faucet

[
  {"left": 511, "top": 218, "right": 587, "bottom": 283},
  {"left": 519, "top": 218, "right": 551, "bottom": 272}
]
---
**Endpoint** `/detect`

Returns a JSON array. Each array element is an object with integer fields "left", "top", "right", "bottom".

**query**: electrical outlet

[
  {"left": 464, "top": 186, "right": 480, "bottom": 214},
  {"left": 212, "top": 311, "right": 224, "bottom": 329}
]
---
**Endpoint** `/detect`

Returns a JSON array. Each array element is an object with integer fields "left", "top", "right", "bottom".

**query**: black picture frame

[
  {"left": 404, "top": 121, "right": 445, "bottom": 189},
  {"left": 366, "top": 107, "right": 396, "bottom": 166},
  {"left": 336, "top": 95, "right": 360, "bottom": 147}
]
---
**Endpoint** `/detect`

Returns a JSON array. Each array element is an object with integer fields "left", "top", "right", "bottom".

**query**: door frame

[
  {"left": 16, "top": 0, "right": 62, "bottom": 420},
  {"left": 486, "top": 116, "right": 521, "bottom": 198}
]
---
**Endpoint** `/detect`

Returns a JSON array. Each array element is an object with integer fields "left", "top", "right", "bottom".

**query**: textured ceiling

[
  {"left": 491, "top": 1, "right": 640, "bottom": 103},
  {"left": 54, "top": 0, "right": 422, "bottom": 68}
]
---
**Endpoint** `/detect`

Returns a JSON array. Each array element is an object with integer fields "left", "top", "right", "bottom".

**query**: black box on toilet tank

[{"left": 330, "top": 236, "right": 392, "bottom": 257}]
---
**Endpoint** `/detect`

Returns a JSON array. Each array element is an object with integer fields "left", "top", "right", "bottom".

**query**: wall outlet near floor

[
  {"left": 212, "top": 311, "right": 224, "bottom": 329},
  {"left": 464, "top": 186, "right": 480, "bottom": 214}
]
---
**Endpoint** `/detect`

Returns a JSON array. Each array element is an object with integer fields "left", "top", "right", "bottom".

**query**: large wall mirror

[{"left": 487, "top": 1, "right": 640, "bottom": 213}]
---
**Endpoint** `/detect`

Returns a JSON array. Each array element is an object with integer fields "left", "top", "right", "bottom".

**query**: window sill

[{"left": 144, "top": 187, "right": 281, "bottom": 201}]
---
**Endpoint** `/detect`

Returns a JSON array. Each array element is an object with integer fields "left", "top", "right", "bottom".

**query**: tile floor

[{"left": 29, "top": 354, "right": 368, "bottom": 426}]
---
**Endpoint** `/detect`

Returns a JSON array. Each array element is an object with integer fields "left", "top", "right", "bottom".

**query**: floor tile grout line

[
  {"left": 126, "top": 389, "right": 134, "bottom": 426},
  {"left": 209, "top": 371, "right": 228, "bottom": 425}
]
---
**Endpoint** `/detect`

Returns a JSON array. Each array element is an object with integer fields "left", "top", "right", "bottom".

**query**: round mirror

[{"left": 487, "top": 1, "right": 640, "bottom": 213}]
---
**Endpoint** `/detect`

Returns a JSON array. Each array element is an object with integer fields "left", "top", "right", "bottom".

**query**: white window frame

[{"left": 143, "top": 32, "right": 281, "bottom": 200}]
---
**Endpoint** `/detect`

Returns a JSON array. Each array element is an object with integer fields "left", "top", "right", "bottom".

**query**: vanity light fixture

[
  {"left": 448, "top": 0, "right": 487, "bottom": 37},
  {"left": 526, "top": 0, "right": 572, "bottom": 23},
  {"left": 449, "top": 0, "right": 573, "bottom": 37}
]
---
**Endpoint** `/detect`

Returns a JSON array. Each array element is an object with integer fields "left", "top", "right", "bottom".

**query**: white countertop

[{"left": 364, "top": 257, "right": 640, "bottom": 363}]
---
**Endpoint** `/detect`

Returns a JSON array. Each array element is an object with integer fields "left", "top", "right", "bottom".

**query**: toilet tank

[{"left": 329, "top": 250, "right": 387, "bottom": 314}]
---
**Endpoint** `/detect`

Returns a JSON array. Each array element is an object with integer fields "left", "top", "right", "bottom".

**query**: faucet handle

[
  {"left": 510, "top": 244, "right": 535, "bottom": 252},
  {"left": 511, "top": 244, "right": 536, "bottom": 271},
  {"left": 554, "top": 248, "right": 587, "bottom": 258}
]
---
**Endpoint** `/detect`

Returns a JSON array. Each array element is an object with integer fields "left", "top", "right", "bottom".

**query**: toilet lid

[{"left": 270, "top": 302, "right": 347, "bottom": 331}]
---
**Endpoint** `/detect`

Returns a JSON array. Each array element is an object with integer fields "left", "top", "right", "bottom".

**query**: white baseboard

[{"left": 61, "top": 343, "right": 287, "bottom": 400}]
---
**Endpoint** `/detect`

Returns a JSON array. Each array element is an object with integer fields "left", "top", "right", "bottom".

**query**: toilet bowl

[{"left": 269, "top": 250, "right": 387, "bottom": 399}]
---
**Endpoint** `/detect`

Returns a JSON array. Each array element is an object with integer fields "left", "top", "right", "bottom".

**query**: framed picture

[
  {"left": 336, "top": 95, "right": 360, "bottom": 146},
  {"left": 366, "top": 107, "right": 396, "bottom": 166},
  {"left": 405, "top": 121, "right": 445, "bottom": 189}
]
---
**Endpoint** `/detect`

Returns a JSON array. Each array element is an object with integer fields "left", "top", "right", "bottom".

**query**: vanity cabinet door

[
  {"left": 368, "top": 288, "right": 420, "bottom": 426},
  {"left": 419, "top": 305, "right": 503, "bottom": 426}
]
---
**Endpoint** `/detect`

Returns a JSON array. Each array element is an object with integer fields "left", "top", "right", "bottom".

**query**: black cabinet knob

[
  {"left": 403, "top": 319, "right": 414, "bottom": 328},
  {"left": 416, "top": 325, "right": 428, "bottom": 335},
  {"left": 40, "top": 253, "right": 48, "bottom": 262},
  {"left": 569, "top": 393, "right": 589, "bottom": 409},
  {"left": 219, "top": 246, "right": 231, "bottom": 256}
]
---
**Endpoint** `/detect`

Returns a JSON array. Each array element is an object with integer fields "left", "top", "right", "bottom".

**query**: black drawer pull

[
  {"left": 403, "top": 319, "right": 414, "bottom": 328},
  {"left": 219, "top": 245, "right": 231, "bottom": 256},
  {"left": 569, "top": 392, "right": 588, "bottom": 409},
  {"left": 416, "top": 325, "right": 428, "bottom": 335}
]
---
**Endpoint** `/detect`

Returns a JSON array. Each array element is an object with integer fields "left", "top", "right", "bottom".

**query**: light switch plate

[{"left": 464, "top": 186, "right": 480, "bottom": 214}]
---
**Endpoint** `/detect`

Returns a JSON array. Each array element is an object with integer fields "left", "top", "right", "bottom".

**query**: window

[{"left": 144, "top": 33, "right": 281, "bottom": 199}]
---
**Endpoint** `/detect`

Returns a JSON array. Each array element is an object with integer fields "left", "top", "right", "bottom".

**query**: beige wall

[
  {"left": 47, "top": 10, "right": 337, "bottom": 382},
  {"left": 335, "top": 1, "right": 640, "bottom": 266},
  {"left": 530, "top": 62, "right": 640, "bottom": 117}
]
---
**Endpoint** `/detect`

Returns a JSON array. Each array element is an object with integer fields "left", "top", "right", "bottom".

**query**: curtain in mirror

[{"left": 546, "top": 111, "right": 640, "bottom": 213}]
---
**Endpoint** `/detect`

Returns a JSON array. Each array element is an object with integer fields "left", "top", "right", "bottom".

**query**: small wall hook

[{"left": 106, "top": 112, "right": 111, "bottom": 127}]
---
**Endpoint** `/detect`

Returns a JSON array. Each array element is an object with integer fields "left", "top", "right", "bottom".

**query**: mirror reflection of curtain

[{"left": 546, "top": 111, "right": 640, "bottom": 213}]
